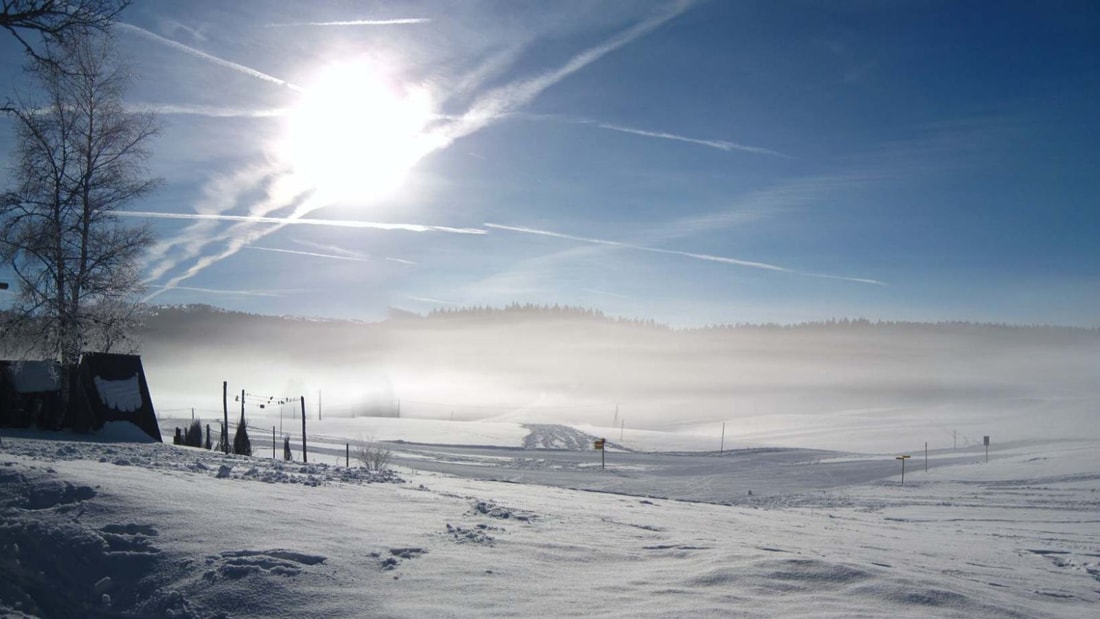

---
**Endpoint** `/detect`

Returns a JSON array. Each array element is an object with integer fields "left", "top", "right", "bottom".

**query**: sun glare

[{"left": 282, "top": 59, "right": 436, "bottom": 204}]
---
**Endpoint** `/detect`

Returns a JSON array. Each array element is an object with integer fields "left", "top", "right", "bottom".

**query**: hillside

[{"left": 134, "top": 306, "right": 1100, "bottom": 453}]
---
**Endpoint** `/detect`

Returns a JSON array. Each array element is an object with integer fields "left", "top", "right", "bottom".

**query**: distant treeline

[
  {"left": 134, "top": 304, "right": 1097, "bottom": 335},
  {"left": 423, "top": 303, "right": 665, "bottom": 329}
]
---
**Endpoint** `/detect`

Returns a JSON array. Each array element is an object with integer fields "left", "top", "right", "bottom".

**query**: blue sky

[{"left": 1, "top": 0, "right": 1097, "bottom": 327}]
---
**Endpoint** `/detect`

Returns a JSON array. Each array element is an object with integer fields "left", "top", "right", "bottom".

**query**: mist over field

[{"left": 137, "top": 306, "right": 1100, "bottom": 453}]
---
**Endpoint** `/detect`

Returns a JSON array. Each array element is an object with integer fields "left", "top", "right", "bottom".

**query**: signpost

[
  {"left": 594, "top": 438, "right": 606, "bottom": 470},
  {"left": 896, "top": 455, "right": 911, "bottom": 485},
  {"left": 983, "top": 435, "right": 990, "bottom": 463},
  {"left": 0, "top": 281, "right": 9, "bottom": 290}
]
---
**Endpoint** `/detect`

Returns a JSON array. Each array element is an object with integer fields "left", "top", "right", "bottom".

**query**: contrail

[
  {"left": 133, "top": 103, "right": 287, "bottom": 118},
  {"left": 136, "top": 4, "right": 689, "bottom": 297},
  {"left": 263, "top": 18, "right": 430, "bottom": 27},
  {"left": 116, "top": 22, "right": 303, "bottom": 92},
  {"left": 597, "top": 123, "right": 793, "bottom": 159},
  {"left": 484, "top": 223, "right": 886, "bottom": 286},
  {"left": 407, "top": 295, "right": 462, "bottom": 306},
  {"left": 244, "top": 246, "right": 373, "bottom": 262},
  {"left": 145, "top": 285, "right": 290, "bottom": 298},
  {"left": 442, "top": 0, "right": 694, "bottom": 143},
  {"left": 291, "top": 239, "right": 417, "bottom": 265},
  {"left": 122, "top": 211, "right": 487, "bottom": 235}
]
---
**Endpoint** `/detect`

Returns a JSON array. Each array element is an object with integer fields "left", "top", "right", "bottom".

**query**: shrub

[{"left": 352, "top": 435, "right": 391, "bottom": 471}]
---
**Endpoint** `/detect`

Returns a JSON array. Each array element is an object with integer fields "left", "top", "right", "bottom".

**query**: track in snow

[{"left": 521, "top": 424, "right": 627, "bottom": 451}]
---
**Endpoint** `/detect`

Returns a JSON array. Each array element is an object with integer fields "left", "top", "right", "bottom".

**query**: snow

[
  {"left": 1, "top": 423, "right": 1097, "bottom": 618},
  {"left": 93, "top": 375, "right": 143, "bottom": 412}
]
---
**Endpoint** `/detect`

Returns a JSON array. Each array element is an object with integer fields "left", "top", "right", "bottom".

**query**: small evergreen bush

[{"left": 233, "top": 415, "right": 252, "bottom": 456}]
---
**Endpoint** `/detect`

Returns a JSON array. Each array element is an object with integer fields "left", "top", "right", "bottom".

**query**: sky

[{"left": 0, "top": 0, "right": 1098, "bottom": 327}]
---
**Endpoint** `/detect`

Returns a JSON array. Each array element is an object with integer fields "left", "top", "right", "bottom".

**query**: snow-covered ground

[{"left": 2, "top": 421, "right": 1098, "bottom": 618}]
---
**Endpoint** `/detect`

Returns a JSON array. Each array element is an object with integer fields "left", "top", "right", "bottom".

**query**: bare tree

[
  {"left": 0, "top": 32, "right": 158, "bottom": 423},
  {"left": 1, "top": 1, "right": 129, "bottom": 61}
]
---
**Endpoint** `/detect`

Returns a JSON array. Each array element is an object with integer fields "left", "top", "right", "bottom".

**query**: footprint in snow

[
  {"left": 203, "top": 549, "right": 326, "bottom": 580},
  {"left": 99, "top": 523, "right": 161, "bottom": 554},
  {"left": 370, "top": 548, "right": 427, "bottom": 571}
]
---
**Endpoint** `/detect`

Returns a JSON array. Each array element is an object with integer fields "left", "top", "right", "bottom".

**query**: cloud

[
  {"left": 484, "top": 223, "right": 886, "bottom": 286},
  {"left": 262, "top": 19, "right": 430, "bottom": 28},
  {"left": 116, "top": 22, "right": 303, "bottom": 92},
  {"left": 654, "top": 173, "right": 879, "bottom": 243},
  {"left": 122, "top": 211, "right": 487, "bottom": 235},
  {"left": 581, "top": 288, "right": 633, "bottom": 300},
  {"left": 596, "top": 123, "right": 793, "bottom": 158}
]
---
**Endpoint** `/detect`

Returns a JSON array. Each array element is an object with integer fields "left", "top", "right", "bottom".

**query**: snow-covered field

[{"left": 2, "top": 421, "right": 1098, "bottom": 618}]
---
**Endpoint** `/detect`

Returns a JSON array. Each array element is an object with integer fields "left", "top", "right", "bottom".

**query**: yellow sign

[{"left": 594, "top": 439, "right": 605, "bottom": 450}]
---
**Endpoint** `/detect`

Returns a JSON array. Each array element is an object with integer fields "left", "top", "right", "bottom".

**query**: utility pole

[
  {"left": 720, "top": 422, "right": 726, "bottom": 455},
  {"left": 619, "top": 419, "right": 624, "bottom": 441},
  {"left": 222, "top": 381, "right": 229, "bottom": 455},
  {"left": 318, "top": 390, "right": 322, "bottom": 421},
  {"left": 925, "top": 442, "right": 928, "bottom": 473},
  {"left": 300, "top": 396, "right": 308, "bottom": 463}
]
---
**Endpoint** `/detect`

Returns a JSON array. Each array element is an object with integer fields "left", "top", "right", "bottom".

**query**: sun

[{"left": 282, "top": 59, "right": 436, "bottom": 204}]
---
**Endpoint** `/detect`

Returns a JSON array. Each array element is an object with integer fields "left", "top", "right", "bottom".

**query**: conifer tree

[
  {"left": 233, "top": 414, "right": 252, "bottom": 456},
  {"left": 185, "top": 419, "right": 202, "bottom": 447}
]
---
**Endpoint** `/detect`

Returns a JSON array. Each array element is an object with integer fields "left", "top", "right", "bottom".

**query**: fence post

[{"left": 346, "top": 443, "right": 350, "bottom": 467}]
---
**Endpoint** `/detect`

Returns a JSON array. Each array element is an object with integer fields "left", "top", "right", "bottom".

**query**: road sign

[
  {"left": 594, "top": 439, "right": 605, "bottom": 450},
  {"left": 0, "top": 282, "right": 9, "bottom": 290},
  {"left": 896, "top": 455, "right": 911, "bottom": 485}
]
